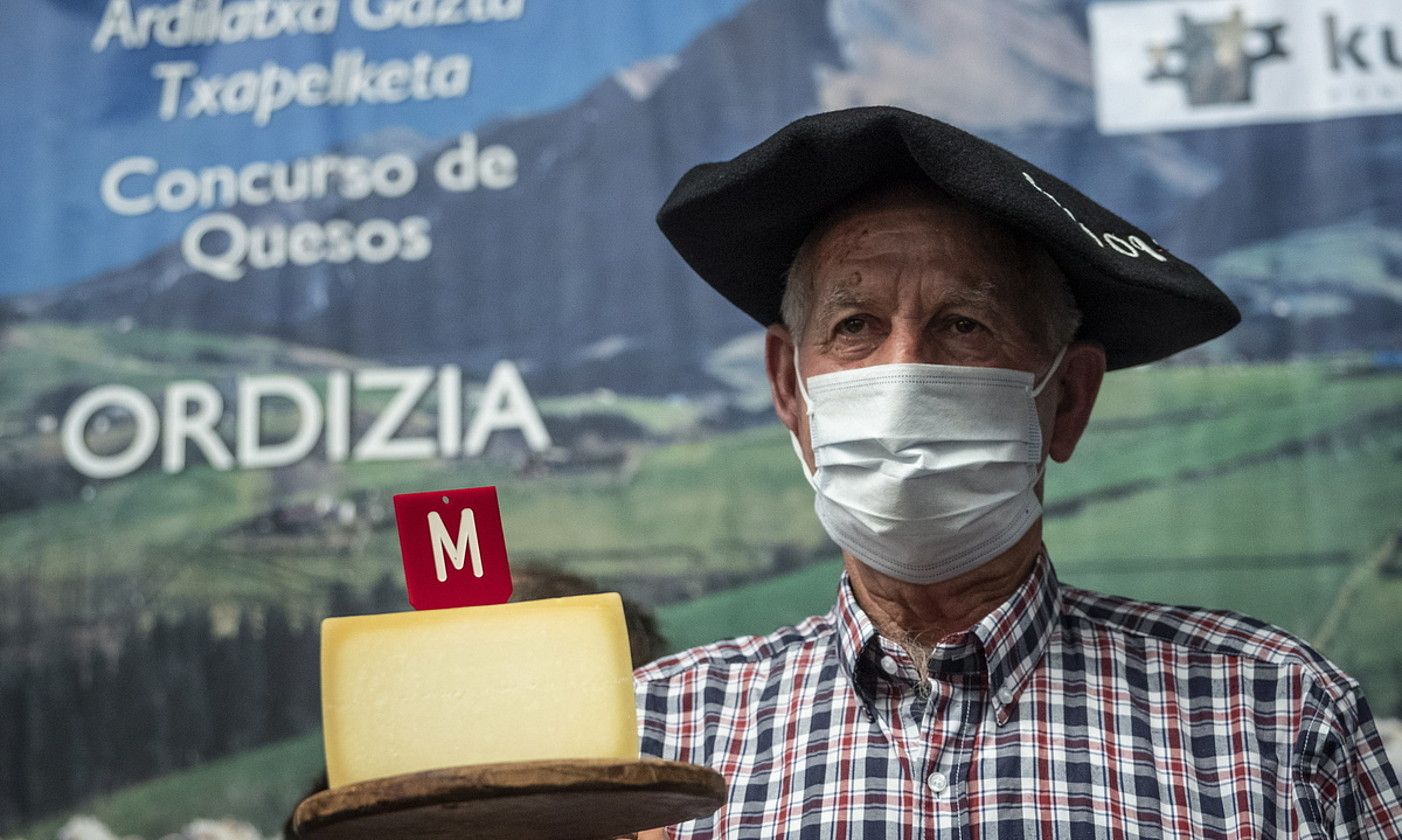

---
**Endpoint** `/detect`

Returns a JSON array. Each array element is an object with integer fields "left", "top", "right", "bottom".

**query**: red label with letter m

[{"left": 392, "top": 486, "right": 513, "bottom": 610}]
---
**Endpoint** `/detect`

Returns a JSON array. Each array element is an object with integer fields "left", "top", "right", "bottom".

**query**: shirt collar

[{"left": 831, "top": 549, "right": 1061, "bottom": 724}]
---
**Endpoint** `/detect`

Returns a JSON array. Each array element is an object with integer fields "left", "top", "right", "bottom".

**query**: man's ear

[
  {"left": 1047, "top": 340, "right": 1106, "bottom": 463},
  {"left": 765, "top": 324, "right": 802, "bottom": 434}
]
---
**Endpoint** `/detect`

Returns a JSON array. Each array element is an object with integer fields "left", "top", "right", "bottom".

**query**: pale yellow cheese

[{"left": 321, "top": 592, "right": 639, "bottom": 787}]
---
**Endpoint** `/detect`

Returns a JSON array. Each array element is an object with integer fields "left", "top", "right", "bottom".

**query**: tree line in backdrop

[{"left": 0, "top": 577, "right": 404, "bottom": 832}]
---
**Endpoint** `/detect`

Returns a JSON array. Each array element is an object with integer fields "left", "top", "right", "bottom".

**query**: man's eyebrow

[
  {"left": 811, "top": 273, "right": 1010, "bottom": 325},
  {"left": 812, "top": 286, "right": 872, "bottom": 325},
  {"left": 938, "top": 280, "right": 998, "bottom": 313}
]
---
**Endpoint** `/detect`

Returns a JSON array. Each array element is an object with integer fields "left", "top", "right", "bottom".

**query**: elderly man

[{"left": 633, "top": 108, "right": 1402, "bottom": 838}]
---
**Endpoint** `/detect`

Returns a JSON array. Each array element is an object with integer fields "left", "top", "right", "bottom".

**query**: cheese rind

[{"left": 321, "top": 592, "right": 639, "bottom": 787}]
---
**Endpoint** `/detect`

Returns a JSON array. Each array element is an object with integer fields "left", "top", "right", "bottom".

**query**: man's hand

[{"left": 615, "top": 830, "right": 667, "bottom": 839}]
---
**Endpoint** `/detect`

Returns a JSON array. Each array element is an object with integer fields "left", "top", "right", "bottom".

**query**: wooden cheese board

[{"left": 292, "top": 758, "right": 726, "bottom": 840}]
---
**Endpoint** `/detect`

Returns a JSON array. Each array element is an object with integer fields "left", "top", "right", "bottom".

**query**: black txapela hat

[{"left": 656, "top": 106, "right": 1239, "bottom": 370}]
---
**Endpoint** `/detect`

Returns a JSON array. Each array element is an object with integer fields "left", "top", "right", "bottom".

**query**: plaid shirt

[{"left": 635, "top": 551, "right": 1402, "bottom": 838}]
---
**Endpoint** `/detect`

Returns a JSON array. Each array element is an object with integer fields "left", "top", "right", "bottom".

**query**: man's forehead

[{"left": 809, "top": 188, "right": 1024, "bottom": 298}]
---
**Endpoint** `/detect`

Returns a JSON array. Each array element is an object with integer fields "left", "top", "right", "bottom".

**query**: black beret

[{"left": 656, "top": 106, "right": 1240, "bottom": 370}]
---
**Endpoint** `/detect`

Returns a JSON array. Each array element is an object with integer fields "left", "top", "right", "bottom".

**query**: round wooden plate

[{"left": 292, "top": 758, "right": 726, "bottom": 840}]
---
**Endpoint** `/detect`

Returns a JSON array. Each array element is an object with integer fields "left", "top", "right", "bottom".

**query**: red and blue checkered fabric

[{"left": 636, "top": 551, "right": 1402, "bottom": 838}]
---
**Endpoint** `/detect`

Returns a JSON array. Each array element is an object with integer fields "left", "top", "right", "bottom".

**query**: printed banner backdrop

[{"left": 2, "top": 0, "right": 1400, "bottom": 836}]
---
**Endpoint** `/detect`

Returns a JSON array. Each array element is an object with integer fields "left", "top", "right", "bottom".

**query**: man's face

[
  {"left": 798, "top": 193, "right": 1056, "bottom": 376},
  {"left": 769, "top": 186, "right": 1102, "bottom": 473}
]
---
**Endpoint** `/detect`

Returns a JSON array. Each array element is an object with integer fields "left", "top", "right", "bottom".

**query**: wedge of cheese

[{"left": 321, "top": 592, "right": 639, "bottom": 787}]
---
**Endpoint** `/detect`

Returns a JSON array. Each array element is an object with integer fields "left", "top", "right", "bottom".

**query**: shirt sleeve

[{"left": 1295, "top": 678, "right": 1402, "bottom": 838}]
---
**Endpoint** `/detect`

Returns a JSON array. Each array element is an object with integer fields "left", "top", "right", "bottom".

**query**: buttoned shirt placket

[{"left": 835, "top": 553, "right": 1059, "bottom": 837}]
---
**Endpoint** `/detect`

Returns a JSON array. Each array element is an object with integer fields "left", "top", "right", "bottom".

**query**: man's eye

[
  {"left": 952, "top": 317, "right": 983, "bottom": 335},
  {"left": 837, "top": 316, "right": 868, "bottom": 335}
]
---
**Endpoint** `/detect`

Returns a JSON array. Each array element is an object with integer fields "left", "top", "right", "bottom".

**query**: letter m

[{"left": 427, "top": 509, "right": 484, "bottom": 582}]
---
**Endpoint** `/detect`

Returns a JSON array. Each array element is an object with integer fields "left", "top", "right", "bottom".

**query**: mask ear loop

[
  {"left": 1028, "top": 344, "right": 1068, "bottom": 485},
  {"left": 788, "top": 342, "right": 819, "bottom": 491},
  {"left": 1031, "top": 344, "right": 1068, "bottom": 398},
  {"left": 792, "top": 342, "right": 815, "bottom": 412}
]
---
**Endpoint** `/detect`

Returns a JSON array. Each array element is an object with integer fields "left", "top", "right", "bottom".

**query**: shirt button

[
  {"left": 997, "top": 687, "right": 1015, "bottom": 704},
  {"left": 879, "top": 656, "right": 898, "bottom": 675},
  {"left": 927, "top": 771, "right": 948, "bottom": 793}
]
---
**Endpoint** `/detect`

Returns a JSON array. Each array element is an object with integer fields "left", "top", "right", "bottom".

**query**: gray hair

[{"left": 779, "top": 188, "right": 1082, "bottom": 356}]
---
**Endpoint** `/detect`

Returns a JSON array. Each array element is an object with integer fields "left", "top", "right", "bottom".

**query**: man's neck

[{"left": 844, "top": 524, "right": 1044, "bottom": 648}]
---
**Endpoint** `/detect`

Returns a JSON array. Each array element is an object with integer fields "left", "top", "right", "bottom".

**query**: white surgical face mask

[{"left": 789, "top": 345, "right": 1065, "bottom": 584}]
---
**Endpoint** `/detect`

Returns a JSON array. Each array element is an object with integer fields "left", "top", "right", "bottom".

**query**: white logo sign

[
  {"left": 1090, "top": 0, "right": 1402, "bottom": 134},
  {"left": 427, "top": 508, "right": 484, "bottom": 583}
]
